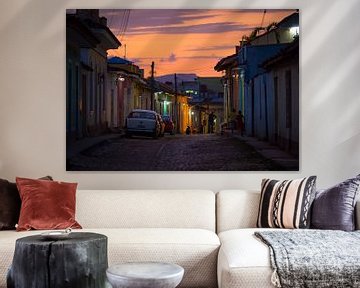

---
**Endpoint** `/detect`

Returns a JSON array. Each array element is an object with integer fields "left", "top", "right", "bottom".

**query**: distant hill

[{"left": 156, "top": 73, "right": 198, "bottom": 84}]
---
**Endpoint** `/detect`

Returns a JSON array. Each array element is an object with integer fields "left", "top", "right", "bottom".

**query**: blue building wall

[
  {"left": 239, "top": 44, "right": 289, "bottom": 137},
  {"left": 242, "top": 43, "right": 299, "bottom": 155},
  {"left": 239, "top": 44, "right": 289, "bottom": 81}
]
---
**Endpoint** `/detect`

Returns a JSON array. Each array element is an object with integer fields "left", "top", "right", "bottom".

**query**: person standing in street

[
  {"left": 229, "top": 108, "right": 237, "bottom": 134},
  {"left": 208, "top": 112, "right": 216, "bottom": 133},
  {"left": 236, "top": 110, "right": 245, "bottom": 136},
  {"left": 202, "top": 119, "right": 207, "bottom": 134}
]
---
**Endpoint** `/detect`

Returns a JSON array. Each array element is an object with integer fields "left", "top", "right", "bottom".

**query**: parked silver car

[{"left": 125, "top": 109, "right": 161, "bottom": 138}]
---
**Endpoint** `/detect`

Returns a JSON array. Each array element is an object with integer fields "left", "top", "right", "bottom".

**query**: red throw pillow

[
  {"left": 0, "top": 176, "right": 52, "bottom": 230},
  {"left": 16, "top": 177, "right": 82, "bottom": 231}
]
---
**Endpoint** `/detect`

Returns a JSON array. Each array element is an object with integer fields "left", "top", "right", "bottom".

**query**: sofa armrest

[{"left": 356, "top": 200, "right": 360, "bottom": 230}]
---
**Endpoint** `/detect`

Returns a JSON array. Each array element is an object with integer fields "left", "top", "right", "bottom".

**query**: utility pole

[
  {"left": 174, "top": 73, "right": 179, "bottom": 133},
  {"left": 150, "top": 61, "right": 155, "bottom": 111}
]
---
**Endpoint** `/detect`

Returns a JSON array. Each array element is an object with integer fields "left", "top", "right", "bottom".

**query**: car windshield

[{"left": 128, "top": 112, "right": 155, "bottom": 120}]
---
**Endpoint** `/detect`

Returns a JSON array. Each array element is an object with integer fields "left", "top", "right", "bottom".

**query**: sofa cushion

[
  {"left": 0, "top": 228, "right": 220, "bottom": 288},
  {"left": 218, "top": 228, "right": 278, "bottom": 288},
  {"left": 216, "top": 190, "right": 260, "bottom": 233},
  {"left": 0, "top": 176, "right": 53, "bottom": 230},
  {"left": 311, "top": 174, "right": 360, "bottom": 231},
  {"left": 76, "top": 190, "right": 216, "bottom": 231},
  {"left": 257, "top": 176, "right": 317, "bottom": 229},
  {"left": 104, "top": 228, "right": 219, "bottom": 288},
  {"left": 16, "top": 177, "right": 82, "bottom": 231},
  {"left": 0, "top": 179, "right": 20, "bottom": 230}
]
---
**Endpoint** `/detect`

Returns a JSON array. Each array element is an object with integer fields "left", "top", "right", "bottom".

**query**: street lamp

[
  {"left": 115, "top": 74, "right": 125, "bottom": 85},
  {"left": 290, "top": 26, "right": 299, "bottom": 38}
]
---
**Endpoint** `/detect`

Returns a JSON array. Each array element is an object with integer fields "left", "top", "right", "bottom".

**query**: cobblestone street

[{"left": 67, "top": 134, "right": 281, "bottom": 171}]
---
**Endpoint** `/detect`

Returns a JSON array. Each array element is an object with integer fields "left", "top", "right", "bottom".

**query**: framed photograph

[{"left": 66, "top": 9, "right": 299, "bottom": 171}]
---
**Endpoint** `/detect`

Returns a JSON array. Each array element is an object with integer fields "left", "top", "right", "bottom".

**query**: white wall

[{"left": 0, "top": 0, "right": 359, "bottom": 191}]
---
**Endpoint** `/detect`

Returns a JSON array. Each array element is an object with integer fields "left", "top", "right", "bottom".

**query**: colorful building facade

[
  {"left": 214, "top": 12, "right": 299, "bottom": 155},
  {"left": 66, "top": 10, "right": 121, "bottom": 141}
]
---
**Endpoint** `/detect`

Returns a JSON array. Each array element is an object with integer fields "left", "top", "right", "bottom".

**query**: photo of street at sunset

[{"left": 66, "top": 9, "right": 299, "bottom": 171}]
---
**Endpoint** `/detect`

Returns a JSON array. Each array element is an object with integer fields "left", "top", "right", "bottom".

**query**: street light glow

[{"left": 290, "top": 26, "right": 299, "bottom": 37}]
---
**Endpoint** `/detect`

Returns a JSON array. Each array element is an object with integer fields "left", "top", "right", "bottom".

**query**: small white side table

[{"left": 106, "top": 262, "right": 184, "bottom": 288}]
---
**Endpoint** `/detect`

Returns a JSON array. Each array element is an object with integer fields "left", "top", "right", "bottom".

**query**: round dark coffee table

[
  {"left": 7, "top": 232, "right": 108, "bottom": 288},
  {"left": 106, "top": 262, "right": 184, "bottom": 288}
]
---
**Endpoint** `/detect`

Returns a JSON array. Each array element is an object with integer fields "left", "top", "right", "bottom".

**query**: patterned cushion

[{"left": 257, "top": 176, "right": 317, "bottom": 229}]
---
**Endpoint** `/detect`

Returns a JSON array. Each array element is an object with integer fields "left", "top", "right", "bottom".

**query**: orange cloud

[{"left": 105, "top": 9, "right": 296, "bottom": 77}]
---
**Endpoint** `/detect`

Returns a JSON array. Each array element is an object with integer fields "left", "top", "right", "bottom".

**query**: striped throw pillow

[{"left": 257, "top": 176, "right": 317, "bottom": 229}]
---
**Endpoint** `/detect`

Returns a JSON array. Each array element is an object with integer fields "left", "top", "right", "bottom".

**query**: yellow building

[
  {"left": 178, "top": 94, "right": 192, "bottom": 134},
  {"left": 153, "top": 81, "right": 191, "bottom": 134}
]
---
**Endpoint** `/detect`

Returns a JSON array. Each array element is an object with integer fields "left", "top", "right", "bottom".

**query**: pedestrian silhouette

[
  {"left": 208, "top": 112, "right": 216, "bottom": 133},
  {"left": 229, "top": 108, "right": 237, "bottom": 134},
  {"left": 202, "top": 119, "right": 207, "bottom": 134},
  {"left": 236, "top": 110, "right": 245, "bottom": 136}
]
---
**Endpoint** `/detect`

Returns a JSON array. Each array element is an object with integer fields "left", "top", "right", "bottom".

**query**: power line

[
  {"left": 108, "top": 9, "right": 130, "bottom": 45},
  {"left": 118, "top": 10, "right": 127, "bottom": 37},
  {"left": 260, "top": 9, "right": 267, "bottom": 28},
  {"left": 108, "top": 9, "right": 115, "bottom": 28},
  {"left": 112, "top": 10, "right": 126, "bottom": 37},
  {"left": 122, "top": 10, "right": 131, "bottom": 40}
]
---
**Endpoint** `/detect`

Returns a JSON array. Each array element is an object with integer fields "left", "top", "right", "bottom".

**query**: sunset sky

[{"left": 101, "top": 9, "right": 296, "bottom": 77}]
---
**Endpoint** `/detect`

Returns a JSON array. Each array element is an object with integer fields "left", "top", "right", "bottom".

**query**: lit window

[{"left": 290, "top": 26, "right": 299, "bottom": 37}]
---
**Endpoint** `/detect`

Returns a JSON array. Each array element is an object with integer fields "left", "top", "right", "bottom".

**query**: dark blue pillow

[
  {"left": 311, "top": 174, "right": 360, "bottom": 231},
  {"left": 0, "top": 179, "right": 20, "bottom": 230}
]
